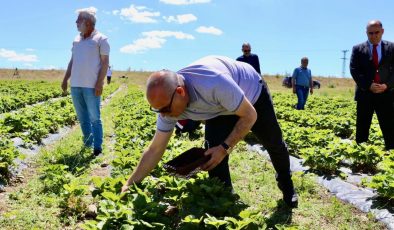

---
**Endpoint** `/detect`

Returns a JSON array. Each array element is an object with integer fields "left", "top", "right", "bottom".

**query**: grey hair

[
  {"left": 367, "top": 20, "right": 383, "bottom": 29},
  {"left": 242, "top": 42, "right": 251, "bottom": 48},
  {"left": 76, "top": 7, "right": 97, "bottom": 25}
]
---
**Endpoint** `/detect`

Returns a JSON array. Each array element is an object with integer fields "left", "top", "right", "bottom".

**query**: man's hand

[
  {"left": 61, "top": 80, "right": 68, "bottom": 94},
  {"left": 95, "top": 82, "right": 104, "bottom": 96},
  {"left": 120, "top": 130, "right": 172, "bottom": 193},
  {"left": 376, "top": 83, "right": 387, "bottom": 93},
  {"left": 370, "top": 83, "right": 379, "bottom": 93},
  {"left": 310, "top": 87, "right": 314, "bottom": 95},
  {"left": 62, "top": 58, "right": 72, "bottom": 95},
  {"left": 200, "top": 145, "right": 228, "bottom": 171},
  {"left": 370, "top": 83, "right": 387, "bottom": 94},
  {"left": 121, "top": 184, "right": 130, "bottom": 193},
  {"left": 201, "top": 97, "right": 255, "bottom": 172},
  {"left": 292, "top": 87, "right": 296, "bottom": 94}
]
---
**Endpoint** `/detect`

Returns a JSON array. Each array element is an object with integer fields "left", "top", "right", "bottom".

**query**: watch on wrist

[{"left": 221, "top": 142, "right": 230, "bottom": 152}]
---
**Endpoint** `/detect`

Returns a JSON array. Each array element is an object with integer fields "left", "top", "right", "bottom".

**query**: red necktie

[{"left": 373, "top": 44, "right": 380, "bottom": 83}]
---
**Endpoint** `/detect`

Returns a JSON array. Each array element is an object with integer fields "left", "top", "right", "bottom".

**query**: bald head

[
  {"left": 366, "top": 20, "right": 384, "bottom": 45},
  {"left": 147, "top": 70, "right": 179, "bottom": 97},
  {"left": 146, "top": 70, "right": 188, "bottom": 116}
]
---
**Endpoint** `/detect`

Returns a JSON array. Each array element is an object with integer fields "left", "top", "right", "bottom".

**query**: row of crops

[
  {"left": 0, "top": 80, "right": 64, "bottom": 113},
  {"left": 272, "top": 93, "right": 394, "bottom": 202},
  {"left": 0, "top": 80, "right": 121, "bottom": 185}
]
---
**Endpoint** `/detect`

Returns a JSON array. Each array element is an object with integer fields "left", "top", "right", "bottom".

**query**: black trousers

[
  {"left": 205, "top": 81, "right": 291, "bottom": 188},
  {"left": 356, "top": 92, "right": 394, "bottom": 150}
]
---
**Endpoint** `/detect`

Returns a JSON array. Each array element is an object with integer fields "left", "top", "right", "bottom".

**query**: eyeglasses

[
  {"left": 243, "top": 50, "right": 251, "bottom": 52},
  {"left": 150, "top": 86, "right": 179, "bottom": 113},
  {"left": 368, "top": 31, "right": 380, "bottom": 35}
]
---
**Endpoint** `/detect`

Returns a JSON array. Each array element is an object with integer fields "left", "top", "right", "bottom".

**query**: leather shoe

[
  {"left": 277, "top": 174, "right": 298, "bottom": 208},
  {"left": 93, "top": 149, "right": 102, "bottom": 156}
]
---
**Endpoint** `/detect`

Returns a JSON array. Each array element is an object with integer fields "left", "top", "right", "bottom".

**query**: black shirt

[{"left": 236, "top": 53, "right": 261, "bottom": 74}]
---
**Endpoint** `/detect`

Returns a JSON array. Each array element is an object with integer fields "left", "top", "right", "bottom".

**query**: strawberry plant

[
  {"left": 39, "top": 164, "right": 73, "bottom": 194},
  {"left": 368, "top": 172, "right": 394, "bottom": 204},
  {"left": 60, "top": 177, "right": 90, "bottom": 219},
  {"left": 345, "top": 143, "right": 384, "bottom": 173},
  {"left": 0, "top": 137, "right": 19, "bottom": 184}
]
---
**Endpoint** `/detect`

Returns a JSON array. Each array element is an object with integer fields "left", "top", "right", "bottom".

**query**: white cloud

[
  {"left": 25, "top": 48, "right": 35, "bottom": 52},
  {"left": 196, "top": 26, "right": 223, "bottom": 35},
  {"left": 142, "top": 31, "right": 194, "bottom": 39},
  {"left": 115, "top": 5, "right": 160, "bottom": 23},
  {"left": 0, "top": 48, "right": 38, "bottom": 62},
  {"left": 160, "top": 0, "right": 210, "bottom": 5},
  {"left": 120, "top": 37, "right": 166, "bottom": 53},
  {"left": 120, "top": 30, "right": 194, "bottom": 54},
  {"left": 163, "top": 14, "right": 197, "bottom": 24}
]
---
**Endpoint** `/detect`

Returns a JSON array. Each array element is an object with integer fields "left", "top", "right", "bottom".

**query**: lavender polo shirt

[
  {"left": 156, "top": 56, "right": 263, "bottom": 132},
  {"left": 70, "top": 30, "right": 110, "bottom": 88}
]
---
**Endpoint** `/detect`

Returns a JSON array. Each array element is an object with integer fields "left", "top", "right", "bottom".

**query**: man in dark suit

[
  {"left": 350, "top": 20, "right": 394, "bottom": 150},
  {"left": 236, "top": 43, "right": 261, "bottom": 74}
]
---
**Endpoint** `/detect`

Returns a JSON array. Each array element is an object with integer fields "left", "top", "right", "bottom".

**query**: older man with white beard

[{"left": 62, "top": 8, "right": 110, "bottom": 156}]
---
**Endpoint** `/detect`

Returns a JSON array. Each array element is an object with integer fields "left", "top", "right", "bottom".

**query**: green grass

[
  {"left": 0, "top": 85, "right": 125, "bottom": 229},
  {"left": 0, "top": 132, "right": 84, "bottom": 229},
  {"left": 230, "top": 143, "right": 386, "bottom": 229},
  {"left": 0, "top": 181, "right": 63, "bottom": 229}
]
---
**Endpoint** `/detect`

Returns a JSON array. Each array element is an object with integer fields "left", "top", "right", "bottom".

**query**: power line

[{"left": 341, "top": 50, "right": 349, "bottom": 77}]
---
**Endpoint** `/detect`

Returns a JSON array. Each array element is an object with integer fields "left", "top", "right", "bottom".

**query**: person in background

[
  {"left": 292, "top": 57, "right": 313, "bottom": 110},
  {"left": 350, "top": 20, "right": 394, "bottom": 150},
  {"left": 61, "top": 8, "right": 110, "bottom": 156},
  {"left": 13, "top": 68, "right": 20, "bottom": 78},
  {"left": 236, "top": 42, "right": 261, "bottom": 74},
  {"left": 107, "top": 66, "right": 112, "bottom": 84},
  {"left": 121, "top": 56, "right": 298, "bottom": 208}
]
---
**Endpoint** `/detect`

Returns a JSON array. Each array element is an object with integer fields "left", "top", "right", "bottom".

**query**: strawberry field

[
  {"left": 0, "top": 80, "right": 64, "bottom": 113},
  {"left": 0, "top": 75, "right": 392, "bottom": 229},
  {"left": 273, "top": 94, "right": 394, "bottom": 202},
  {"left": 0, "top": 80, "right": 120, "bottom": 185}
]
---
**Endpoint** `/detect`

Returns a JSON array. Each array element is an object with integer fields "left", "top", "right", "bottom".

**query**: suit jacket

[
  {"left": 350, "top": 40, "right": 394, "bottom": 101},
  {"left": 236, "top": 54, "right": 261, "bottom": 74}
]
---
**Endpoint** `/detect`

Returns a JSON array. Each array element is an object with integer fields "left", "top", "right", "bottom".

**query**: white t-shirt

[
  {"left": 70, "top": 30, "right": 110, "bottom": 88},
  {"left": 107, "top": 68, "right": 112, "bottom": 77}
]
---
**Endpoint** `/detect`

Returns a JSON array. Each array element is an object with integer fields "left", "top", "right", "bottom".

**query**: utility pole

[{"left": 341, "top": 50, "right": 349, "bottom": 77}]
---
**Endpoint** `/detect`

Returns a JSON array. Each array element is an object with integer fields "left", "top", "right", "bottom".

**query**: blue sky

[{"left": 0, "top": 0, "right": 393, "bottom": 77}]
